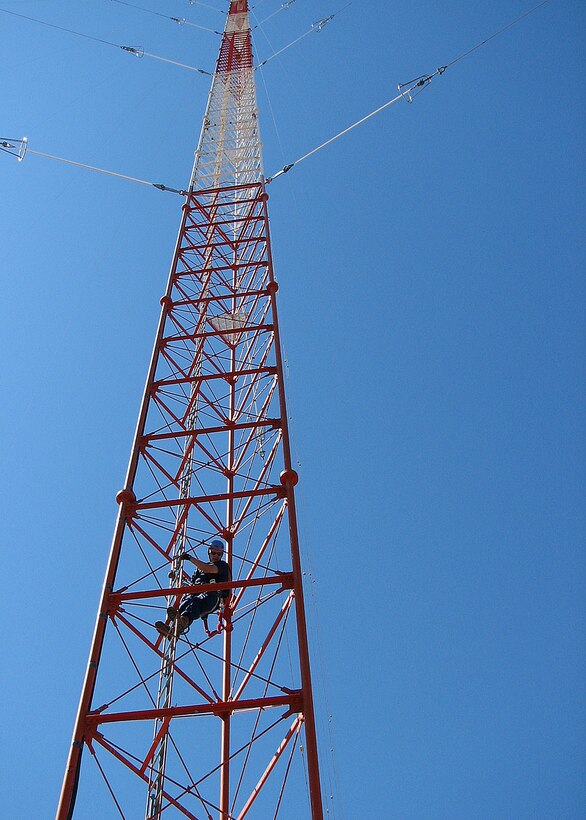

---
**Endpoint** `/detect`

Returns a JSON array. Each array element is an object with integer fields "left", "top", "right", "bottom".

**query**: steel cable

[{"left": 266, "top": 0, "right": 554, "bottom": 183}]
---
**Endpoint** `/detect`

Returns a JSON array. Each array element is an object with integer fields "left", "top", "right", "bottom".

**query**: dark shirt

[{"left": 191, "top": 560, "right": 231, "bottom": 597}]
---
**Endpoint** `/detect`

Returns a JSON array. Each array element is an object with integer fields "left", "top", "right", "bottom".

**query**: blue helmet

[{"left": 209, "top": 539, "right": 224, "bottom": 552}]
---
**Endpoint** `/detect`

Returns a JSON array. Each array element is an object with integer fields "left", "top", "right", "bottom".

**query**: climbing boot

[
  {"left": 155, "top": 621, "right": 172, "bottom": 637},
  {"left": 175, "top": 615, "right": 190, "bottom": 636}
]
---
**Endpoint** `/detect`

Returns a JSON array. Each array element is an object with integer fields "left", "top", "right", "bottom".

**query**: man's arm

[{"left": 182, "top": 554, "right": 219, "bottom": 574}]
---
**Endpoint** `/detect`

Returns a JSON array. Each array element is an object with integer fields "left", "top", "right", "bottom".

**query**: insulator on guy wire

[
  {"left": 0, "top": 137, "right": 28, "bottom": 161},
  {"left": 398, "top": 66, "right": 446, "bottom": 104}
]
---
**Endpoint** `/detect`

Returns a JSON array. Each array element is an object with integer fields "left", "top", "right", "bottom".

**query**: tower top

[
  {"left": 190, "top": 0, "right": 261, "bottom": 190},
  {"left": 218, "top": 0, "right": 253, "bottom": 73}
]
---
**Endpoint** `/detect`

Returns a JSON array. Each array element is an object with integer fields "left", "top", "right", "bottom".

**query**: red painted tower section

[{"left": 56, "top": 2, "right": 324, "bottom": 818}]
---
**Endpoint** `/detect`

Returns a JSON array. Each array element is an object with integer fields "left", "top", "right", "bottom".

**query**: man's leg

[
  {"left": 156, "top": 593, "right": 218, "bottom": 637},
  {"left": 180, "top": 593, "right": 219, "bottom": 626},
  {"left": 155, "top": 596, "right": 195, "bottom": 637}
]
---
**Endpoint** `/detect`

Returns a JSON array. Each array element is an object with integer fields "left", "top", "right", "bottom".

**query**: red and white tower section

[{"left": 57, "top": 2, "right": 324, "bottom": 818}]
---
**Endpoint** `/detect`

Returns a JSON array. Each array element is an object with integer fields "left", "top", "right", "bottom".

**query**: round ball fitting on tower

[
  {"left": 116, "top": 488, "right": 137, "bottom": 506},
  {"left": 279, "top": 469, "right": 299, "bottom": 487},
  {"left": 160, "top": 295, "right": 173, "bottom": 310},
  {"left": 266, "top": 280, "right": 279, "bottom": 295}
]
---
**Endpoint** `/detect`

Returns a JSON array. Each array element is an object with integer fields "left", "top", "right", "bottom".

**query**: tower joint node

[
  {"left": 83, "top": 717, "right": 100, "bottom": 744},
  {"left": 276, "top": 571, "right": 295, "bottom": 592},
  {"left": 280, "top": 690, "right": 304, "bottom": 718},
  {"left": 105, "top": 592, "right": 121, "bottom": 619}
]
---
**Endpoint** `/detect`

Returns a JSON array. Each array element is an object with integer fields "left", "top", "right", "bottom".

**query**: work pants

[{"left": 179, "top": 591, "right": 220, "bottom": 624}]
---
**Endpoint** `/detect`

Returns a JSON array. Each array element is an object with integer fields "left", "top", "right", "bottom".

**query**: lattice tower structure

[{"left": 56, "top": 2, "right": 324, "bottom": 818}]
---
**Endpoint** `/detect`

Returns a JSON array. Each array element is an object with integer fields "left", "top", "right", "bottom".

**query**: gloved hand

[{"left": 176, "top": 553, "right": 192, "bottom": 561}]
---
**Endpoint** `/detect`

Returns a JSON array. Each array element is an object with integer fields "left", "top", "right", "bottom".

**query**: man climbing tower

[{"left": 155, "top": 539, "right": 231, "bottom": 638}]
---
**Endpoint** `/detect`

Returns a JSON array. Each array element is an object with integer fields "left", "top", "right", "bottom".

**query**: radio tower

[{"left": 56, "top": 2, "right": 324, "bottom": 818}]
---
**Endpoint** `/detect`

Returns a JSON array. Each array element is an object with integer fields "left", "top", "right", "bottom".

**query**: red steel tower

[{"left": 57, "top": 2, "right": 324, "bottom": 818}]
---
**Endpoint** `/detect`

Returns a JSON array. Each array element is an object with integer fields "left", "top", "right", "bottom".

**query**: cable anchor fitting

[
  {"left": 153, "top": 183, "right": 188, "bottom": 196},
  {"left": 0, "top": 136, "right": 28, "bottom": 161},
  {"left": 398, "top": 66, "right": 447, "bottom": 103},
  {"left": 265, "top": 163, "right": 293, "bottom": 185}
]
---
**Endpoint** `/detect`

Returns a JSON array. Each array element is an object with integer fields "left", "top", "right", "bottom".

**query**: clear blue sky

[{"left": 1, "top": 1, "right": 584, "bottom": 818}]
